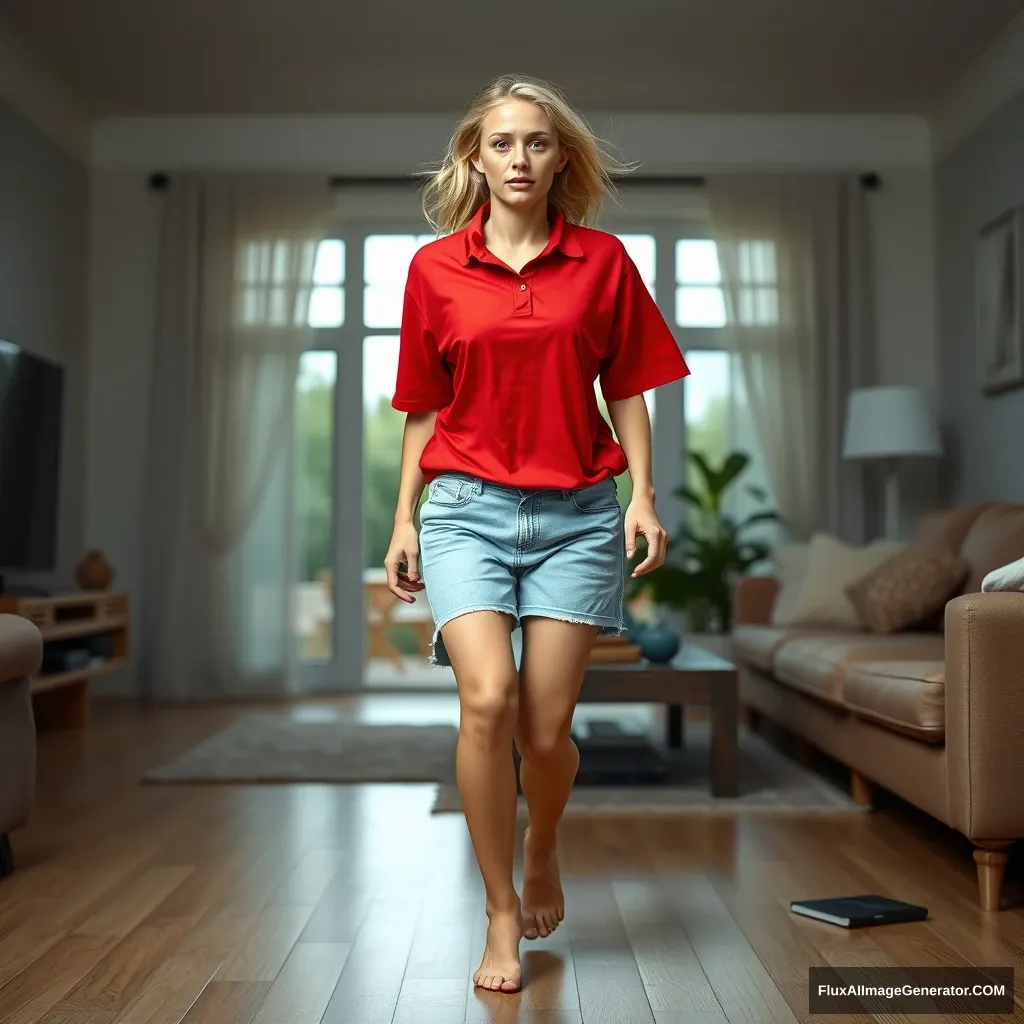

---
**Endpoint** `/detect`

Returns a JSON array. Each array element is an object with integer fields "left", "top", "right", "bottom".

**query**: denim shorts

[{"left": 417, "top": 471, "right": 627, "bottom": 667}]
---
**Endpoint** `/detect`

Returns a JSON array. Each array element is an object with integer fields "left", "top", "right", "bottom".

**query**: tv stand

[{"left": 0, "top": 591, "right": 131, "bottom": 729}]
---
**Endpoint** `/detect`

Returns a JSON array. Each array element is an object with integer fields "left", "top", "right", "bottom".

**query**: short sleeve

[
  {"left": 599, "top": 250, "right": 690, "bottom": 402},
  {"left": 391, "top": 263, "right": 454, "bottom": 413}
]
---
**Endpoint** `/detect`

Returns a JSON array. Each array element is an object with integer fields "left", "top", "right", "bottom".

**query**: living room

[{"left": 2, "top": 0, "right": 1024, "bottom": 1020}]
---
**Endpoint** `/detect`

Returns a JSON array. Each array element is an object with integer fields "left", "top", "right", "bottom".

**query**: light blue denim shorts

[{"left": 417, "top": 471, "right": 627, "bottom": 667}]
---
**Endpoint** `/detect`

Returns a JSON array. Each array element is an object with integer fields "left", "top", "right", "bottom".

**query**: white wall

[{"left": 85, "top": 112, "right": 938, "bottom": 692}]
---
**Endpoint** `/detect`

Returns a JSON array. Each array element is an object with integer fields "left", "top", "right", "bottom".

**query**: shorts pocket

[
  {"left": 428, "top": 475, "right": 475, "bottom": 508},
  {"left": 570, "top": 478, "right": 620, "bottom": 513}
]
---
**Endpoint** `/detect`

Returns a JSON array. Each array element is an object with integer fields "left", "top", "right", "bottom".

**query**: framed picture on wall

[{"left": 976, "top": 205, "right": 1024, "bottom": 394}]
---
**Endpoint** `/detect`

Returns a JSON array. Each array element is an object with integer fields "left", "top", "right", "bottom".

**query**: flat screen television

[{"left": 0, "top": 339, "right": 64, "bottom": 582}]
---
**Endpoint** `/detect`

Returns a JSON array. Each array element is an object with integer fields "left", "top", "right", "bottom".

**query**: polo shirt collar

[{"left": 460, "top": 200, "right": 585, "bottom": 266}]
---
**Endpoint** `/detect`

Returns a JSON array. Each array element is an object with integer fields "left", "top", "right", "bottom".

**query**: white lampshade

[{"left": 842, "top": 386, "right": 943, "bottom": 460}]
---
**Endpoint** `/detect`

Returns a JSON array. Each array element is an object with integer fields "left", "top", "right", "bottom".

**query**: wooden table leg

[
  {"left": 711, "top": 674, "right": 739, "bottom": 797},
  {"left": 666, "top": 704, "right": 685, "bottom": 749}
]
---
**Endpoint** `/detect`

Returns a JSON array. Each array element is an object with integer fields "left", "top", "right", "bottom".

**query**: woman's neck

[{"left": 482, "top": 196, "right": 550, "bottom": 249}]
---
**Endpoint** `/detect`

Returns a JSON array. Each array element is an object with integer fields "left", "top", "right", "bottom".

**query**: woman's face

[{"left": 471, "top": 99, "right": 568, "bottom": 206}]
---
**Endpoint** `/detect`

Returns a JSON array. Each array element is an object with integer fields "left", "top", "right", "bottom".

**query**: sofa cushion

[
  {"left": 843, "top": 660, "right": 945, "bottom": 742},
  {"left": 959, "top": 503, "right": 1024, "bottom": 594},
  {"left": 772, "top": 633, "right": 946, "bottom": 705},
  {"left": 844, "top": 544, "right": 968, "bottom": 633},
  {"left": 732, "top": 624, "right": 850, "bottom": 673},
  {"left": 773, "top": 533, "right": 905, "bottom": 629}
]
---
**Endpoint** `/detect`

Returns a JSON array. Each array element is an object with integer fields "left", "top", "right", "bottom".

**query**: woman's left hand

[{"left": 624, "top": 495, "right": 668, "bottom": 577}]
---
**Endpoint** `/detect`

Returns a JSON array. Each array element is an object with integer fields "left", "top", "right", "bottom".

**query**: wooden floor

[{"left": 2, "top": 695, "right": 1023, "bottom": 1024}]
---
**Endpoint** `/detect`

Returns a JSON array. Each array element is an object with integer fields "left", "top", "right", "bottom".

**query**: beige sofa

[
  {"left": 0, "top": 614, "right": 41, "bottom": 877},
  {"left": 732, "top": 502, "right": 1024, "bottom": 911}
]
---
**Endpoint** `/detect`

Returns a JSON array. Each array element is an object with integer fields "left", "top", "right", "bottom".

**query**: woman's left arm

[{"left": 606, "top": 394, "right": 667, "bottom": 577}]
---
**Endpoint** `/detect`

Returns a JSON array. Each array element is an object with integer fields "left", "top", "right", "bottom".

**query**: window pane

[
  {"left": 684, "top": 351, "right": 730, "bottom": 472},
  {"left": 676, "top": 239, "right": 721, "bottom": 284},
  {"left": 309, "top": 286, "right": 344, "bottom": 328},
  {"left": 684, "top": 349, "right": 780, "bottom": 547},
  {"left": 615, "top": 234, "right": 655, "bottom": 290},
  {"left": 364, "top": 234, "right": 435, "bottom": 327},
  {"left": 363, "top": 284, "right": 402, "bottom": 329},
  {"left": 294, "top": 350, "right": 336, "bottom": 662},
  {"left": 676, "top": 286, "right": 726, "bottom": 327},
  {"left": 314, "top": 240, "right": 345, "bottom": 285},
  {"left": 363, "top": 335, "right": 433, "bottom": 673}
]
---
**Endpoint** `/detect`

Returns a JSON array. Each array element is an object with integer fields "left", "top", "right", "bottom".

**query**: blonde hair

[{"left": 417, "top": 74, "right": 639, "bottom": 234}]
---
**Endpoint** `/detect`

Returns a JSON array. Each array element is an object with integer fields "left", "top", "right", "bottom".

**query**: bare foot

[
  {"left": 473, "top": 904, "right": 523, "bottom": 993},
  {"left": 521, "top": 828, "right": 564, "bottom": 940}
]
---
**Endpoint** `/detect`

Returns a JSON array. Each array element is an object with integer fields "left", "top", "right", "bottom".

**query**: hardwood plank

[
  {"left": 179, "top": 981, "right": 272, "bottom": 1024},
  {"left": 0, "top": 933, "right": 117, "bottom": 1024},
  {"left": 248, "top": 942, "right": 349, "bottom": 1024},
  {"left": 109, "top": 950, "right": 224, "bottom": 1023},
  {"left": 39, "top": 916, "right": 196, "bottom": 1022}
]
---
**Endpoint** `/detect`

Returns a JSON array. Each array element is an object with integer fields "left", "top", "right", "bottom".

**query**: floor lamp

[{"left": 842, "top": 386, "right": 943, "bottom": 541}]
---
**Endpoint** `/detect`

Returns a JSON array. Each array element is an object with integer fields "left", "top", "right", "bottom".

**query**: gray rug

[{"left": 141, "top": 710, "right": 866, "bottom": 815}]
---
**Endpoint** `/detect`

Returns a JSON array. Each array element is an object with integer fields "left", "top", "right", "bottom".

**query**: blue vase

[{"left": 639, "top": 624, "right": 681, "bottom": 664}]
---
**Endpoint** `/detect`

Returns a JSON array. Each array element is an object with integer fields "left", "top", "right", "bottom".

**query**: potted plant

[{"left": 627, "top": 449, "right": 781, "bottom": 634}]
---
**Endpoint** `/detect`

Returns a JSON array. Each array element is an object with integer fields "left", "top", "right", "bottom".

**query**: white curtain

[
  {"left": 706, "top": 174, "right": 875, "bottom": 543},
  {"left": 141, "top": 174, "right": 334, "bottom": 700}
]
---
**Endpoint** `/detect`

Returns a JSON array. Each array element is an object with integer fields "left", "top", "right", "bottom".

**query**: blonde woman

[{"left": 385, "top": 74, "right": 690, "bottom": 993}]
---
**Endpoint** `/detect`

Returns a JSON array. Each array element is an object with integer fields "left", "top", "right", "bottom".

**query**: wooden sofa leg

[
  {"left": 973, "top": 841, "right": 1013, "bottom": 911},
  {"left": 850, "top": 771, "right": 873, "bottom": 807},
  {"left": 0, "top": 834, "right": 13, "bottom": 877}
]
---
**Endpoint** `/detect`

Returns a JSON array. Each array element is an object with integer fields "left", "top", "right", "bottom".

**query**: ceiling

[{"left": 1, "top": 0, "right": 1023, "bottom": 117}]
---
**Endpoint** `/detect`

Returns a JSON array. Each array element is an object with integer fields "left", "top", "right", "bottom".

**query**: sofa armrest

[
  {"left": 0, "top": 614, "right": 40, "bottom": 839},
  {"left": 944, "top": 591, "right": 1024, "bottom": 840},
  {"left": 0, "top": 614, "right": 43, "bottom": 685},
  {"left": 732, "top": 575, "right": 779, "bottom": 627}
]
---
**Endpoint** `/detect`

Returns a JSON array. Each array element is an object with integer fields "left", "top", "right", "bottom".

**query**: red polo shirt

[{"left": 392, "top": 200, "right": 690, "bottom": 490}]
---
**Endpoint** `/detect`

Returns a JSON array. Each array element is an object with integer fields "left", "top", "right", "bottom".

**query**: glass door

[{"left": 292, "top": 185, "right": 442, "bottom": 693}]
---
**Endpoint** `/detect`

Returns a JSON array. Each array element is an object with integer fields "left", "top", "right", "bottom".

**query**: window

[
  {"left": 676, "top": 239, "right": 726, "bottom": 327},
  {"left": 596, "top": 234, "right": 657, "bottom": 509},
  {"left": 676, "top": 234, "right": 779, "bottom": 531},
  {"left": 310, "top": 239, "right": 345, "bottom": 328},
  {"left": 675, "top": 237, "right": 779, "bottom": 330}
]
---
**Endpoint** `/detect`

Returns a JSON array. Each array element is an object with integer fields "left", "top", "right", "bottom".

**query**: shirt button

[{"left": 520, "top": 283, "right": 527, "bottom": 291}]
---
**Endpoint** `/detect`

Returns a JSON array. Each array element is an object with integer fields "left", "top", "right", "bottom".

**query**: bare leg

[
  {"left": 441, "top": 610, "right": 523, "bottom": 993},
  {"left": 515, "top": 617, "right": 599, "bottom": 939}
]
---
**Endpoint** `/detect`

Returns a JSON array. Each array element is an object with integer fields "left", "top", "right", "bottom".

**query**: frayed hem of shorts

[
  {"left": 426, "top": 605, "right": 520, "bottom": 667},
  {"left": 517, "top": 607, "right": 626, "bottom": 635}
]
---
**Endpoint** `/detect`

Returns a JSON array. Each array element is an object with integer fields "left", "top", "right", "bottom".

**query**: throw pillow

[
  {"left": 781, "top": 533, "right": 906, "bottom": 629},
  {"left": 844, "top": 544, "right": 968, "bottom": 634},
  {"left": 769, "top": 543, "right": 811, "bottom": 626}
]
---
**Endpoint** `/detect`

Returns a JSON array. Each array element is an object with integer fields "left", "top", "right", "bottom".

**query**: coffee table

[{"left": 578, "top": 643, "right": 739, "bottom": 797}]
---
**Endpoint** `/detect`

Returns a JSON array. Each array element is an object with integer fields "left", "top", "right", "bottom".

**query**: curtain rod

[{"left": 147, "top": 171, "right": 881, "bottom": 191}]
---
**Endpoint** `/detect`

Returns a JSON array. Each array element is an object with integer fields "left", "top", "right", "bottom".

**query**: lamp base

[{"left": 883, "top": 459, "right": 901, "bottom": 541}]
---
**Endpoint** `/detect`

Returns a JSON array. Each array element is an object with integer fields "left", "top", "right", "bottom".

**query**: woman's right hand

[{"left": 384, "top": 520, "right": 426, "bottom": 603}]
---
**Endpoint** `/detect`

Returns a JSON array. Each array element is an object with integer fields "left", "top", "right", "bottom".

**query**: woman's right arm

[{"left": 385, "top": 410, "right": 437, "bottom": 600}]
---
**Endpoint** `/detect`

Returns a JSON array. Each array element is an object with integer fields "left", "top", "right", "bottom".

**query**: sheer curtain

[
  {"left": 141, "top": 174, "right": 334, "bottom": 701},
  {"left": 706, "top": 174, "right": 875, "bottom": 543}
]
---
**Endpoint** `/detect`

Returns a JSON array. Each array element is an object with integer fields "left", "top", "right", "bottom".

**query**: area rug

[{"left": 141, "top": 710, "right": 866, "bottom": 816}]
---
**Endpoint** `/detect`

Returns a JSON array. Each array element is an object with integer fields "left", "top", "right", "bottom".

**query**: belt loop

[{"left": 474, "top": 478, "right": 483, "bottom": 495}]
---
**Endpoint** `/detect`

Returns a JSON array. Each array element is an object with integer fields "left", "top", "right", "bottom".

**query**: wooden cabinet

[{"left": 0, "top": 591, "right": 131, "bottom": 729}]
